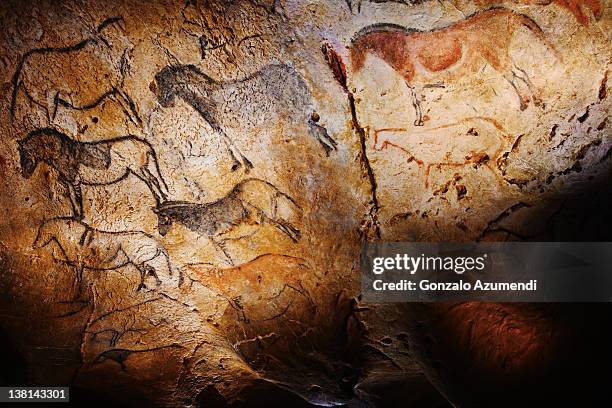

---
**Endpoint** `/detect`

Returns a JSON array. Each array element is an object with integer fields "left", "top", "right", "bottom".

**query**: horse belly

[
  {"left": 120, "top": 235, "right": 160, "bottom": 264},
  {"left": 82, "top": 238, "right": 128, "bottom": 270},
  {"left": 77, "top": 160, "right": 127, "bottom": 185}
]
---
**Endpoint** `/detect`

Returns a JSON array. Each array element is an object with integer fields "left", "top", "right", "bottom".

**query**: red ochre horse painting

[
  {"left": 371, "top": 116, "right": 515, "bottom": 188},
  {"left": 349, "top": 8, "right": 561, "bottom": 126}
]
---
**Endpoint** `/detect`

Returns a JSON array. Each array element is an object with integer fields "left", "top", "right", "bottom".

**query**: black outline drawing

[
  {"left": 153, "top": 63, "right": 337, "bottom": 172},
  {"left": 153, "top": 178, "right": 302, "bottom": 264},
  {"left": 10, "top": 17, "right": 141, "bottom": 126},
  {"left": 371, "top": 116, "right": 515, "bottom": 188},
  {"left": 346, "top": 0, "right": 423, "bottom": 14},
  {"left": 18, "top": 128, "right": 169, "bottom": 218},
  {"left": 33, "top": 217, "right": 177, "bottom": 291}
]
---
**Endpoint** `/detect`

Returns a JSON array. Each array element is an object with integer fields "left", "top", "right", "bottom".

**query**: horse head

[
  {"left": 154, "top": 65, "right": 216, "bottom": 108},
  {"left": 153, "top": 202, "right": 184, "bottom": 236},
  {"left": 17, "top": 139, "right": 37, "bottom": 179},
  {"left": 351, "top": 24, "right": 417, "bottom": 80},
  {"left": 32, "top": 220, "right": 56, "bottom": 249},
  {"left": 95, "top": 16, "right": 125, "bottom": 49}
]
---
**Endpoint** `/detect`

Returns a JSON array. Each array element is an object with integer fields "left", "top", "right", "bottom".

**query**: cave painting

[
  {"left": 154, "top": 63, "right": 337, "bottom": 172},
  {"left": 476, "top": 0, "right": 602, "bottom": 26},
  {"left": 350, "top": 8, "right": 560, "bottom": 125},
  {"left": 18, "top": 128, "right": 169, "bottom": 218},
  {"left": 183, "top": 254, "right": 316, "bottom": 368},
  {"left": 372, "top": 116, "right": 515, "bottom": 188},
  {"left": 10, "top": 17, "right": 140, "bottom": 126},
  {"left": 154, "top": 178, "right": 302, "bottom": 265},
  {"left": 347, "top": 0, "right": 602, "bottom": 27},
  {"left": 33, "top": 217, "right": 175, "bottom": 291}
]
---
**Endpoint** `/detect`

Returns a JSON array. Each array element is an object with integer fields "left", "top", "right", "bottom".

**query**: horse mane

[
  {"left": 97, "top": 16, "right": 123, "bottom": 33},
  {"left": 351, "top": 7, "right": 508, "bottom": 43},
  {"left": 228, "top": 63, "right": 297, "bottom": 86},
  {"left": 156, "top": 64, "right": 217, "bottom": 86},
  {"left": 352, "top": 22, "right": 419, "bottom": 43},
  {"left": 155, "top": 200, "right": 197, "bottom": 215},
  {"left": 19, "top": 128, "right": 73, "bottom": 151}
]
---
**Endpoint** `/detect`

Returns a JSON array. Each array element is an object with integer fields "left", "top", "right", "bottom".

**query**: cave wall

[{"left": 0, "top": 0, "right": 610, "bottom": 406}]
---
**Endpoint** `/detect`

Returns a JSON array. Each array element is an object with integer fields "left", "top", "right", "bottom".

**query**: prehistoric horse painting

[
  {"left": 347, "top": 1, "right": 602, "bottom": 26},
  {"left": 183, "top": 254, "right": 316, "bottom": 367},
  {"left": 18, "top": 128, "right": 169, "bottom": 218},
  {"left": 10, "top": 17, "right": 140, "bottom": 126},
  {"left": 33, "top": 217, "right": 175, "bottom": 291},
  {"left": 153, "top": 63, "right": 337, "bottom": 172},
  {"left": 153, "top": 178, "right": 302, "bottom": 265},
  {"left": 349, "top": 8, "right": 560, "bottom": 125},
  {"left": 476, "top": 0, "right": 602, "bottom": 26},
  {"left": 372, "top": 116, "right": 515, "bottom": 188}
]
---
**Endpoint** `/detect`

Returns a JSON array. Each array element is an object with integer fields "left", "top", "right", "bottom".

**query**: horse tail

[
  {"left": 513, "top": 12, "right": 562, "bottom": 62},
  {"left": 241, "top": 179, "right": 302, "bottom": 242}
]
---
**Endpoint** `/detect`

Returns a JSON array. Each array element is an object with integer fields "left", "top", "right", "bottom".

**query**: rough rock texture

[{"left": 0, "top": 0, "right": 610, "bottom": 407}]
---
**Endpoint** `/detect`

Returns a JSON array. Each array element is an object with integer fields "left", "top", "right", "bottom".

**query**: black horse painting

[
  {"left": 153, "top": 63, "right": 337, "bottom": 172},
  {"left": 10, "top": 17, "right": 140, "bottom": 126},
  {"left": 18, "top": 128, "right": 169, "bottom": 218},
  {"left": 153, "top": 178, "right": 301, "bottom": 264},
  {"left": 33, "top": 217, "right": 175, "bottom": 291}
]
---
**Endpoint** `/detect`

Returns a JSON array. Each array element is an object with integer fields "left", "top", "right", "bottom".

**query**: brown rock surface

[{"left": 0, "top": 0, "right": 610, "bottom": 406}]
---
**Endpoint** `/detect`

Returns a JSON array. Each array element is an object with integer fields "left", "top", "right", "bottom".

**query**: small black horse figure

[
  {"left": 153, "top": 178, "right": 302, "bottom": 265},
  {"left": 18, "top": 128, "right": 169, "bottom": 218},
  {"left": 33, "top": 217, "right": 176, "bottom": 291},
  {"left": 154, "top": 63, "right": 337, "bottom": 172}
]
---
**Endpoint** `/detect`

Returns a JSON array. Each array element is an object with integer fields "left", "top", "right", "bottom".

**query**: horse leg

[
  {"left": 274, "top": 220, "right": 302, "bottom": 242},
  {"left": 135, "top": 264, "right": 148, "bottom": 291},
  {"left": 115, "top": 88, "right": 142, "bottom": 127},
  {"left": 143, "top": 164, "right": 169, "bottom": 203},
  {"left": 404, "top": 80, "right": 424, "bottom": 127},
  {"left": 51, "top": 91, "right": 61, "bottom": 123},
  {"left": 217, "top": 128, "right": 254, "bottom": 172},
  {"left": 307, "top": 118, "right": 337, "bottom": 155},
  {"left": 513, "top": 63, "right": 543, "bottom": 108},
  {"left": 44, "top": 90, "right": 60, "bottom": 125},
  {"left": 131, "top": 170, "right": 161, "bottom": 206},
  {"left": 74, "top": 184, "right": 84, "bottom": 220},
  {"left": 145, "top": 152, "right": 170, "bottom": 199},
  {"left": 500, "top": 59, "right": 533, "bottom": 111},
  {"left": 258, "top": 206, "right": 301, "bottom": 242},
  {"left": 66, "top": 183, "right": 84, "bottom": 219},
  {"left": 143, "top": 263, "right": 162, "bottom": 286},
  {"left": 211, "top": 237, "right": 234, "bottom": 266}
]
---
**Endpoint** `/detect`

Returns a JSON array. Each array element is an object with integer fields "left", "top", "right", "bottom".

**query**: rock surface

[{"left": 0, "top": 0, "right": 610, "bottom": 406}]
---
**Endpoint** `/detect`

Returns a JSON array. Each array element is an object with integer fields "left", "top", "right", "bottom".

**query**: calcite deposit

[{"left": 0, "top": 0, "right": 610, "bottom": 406}]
